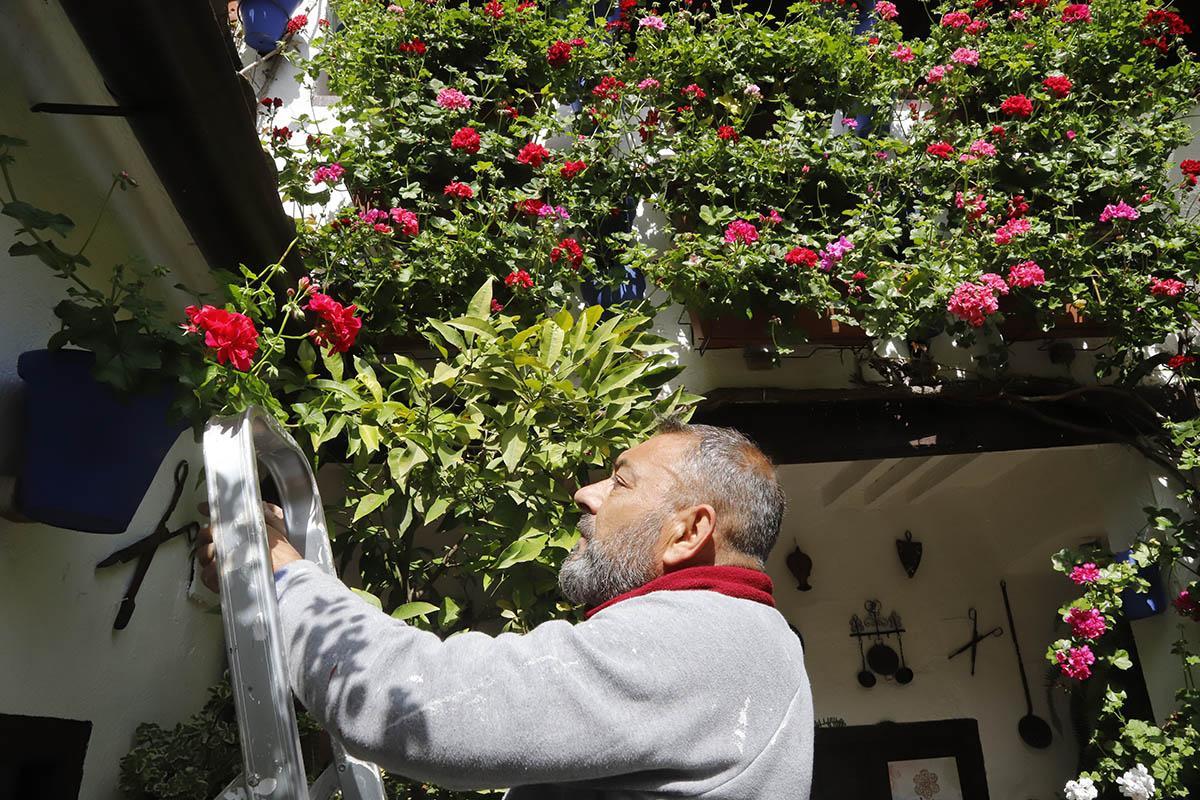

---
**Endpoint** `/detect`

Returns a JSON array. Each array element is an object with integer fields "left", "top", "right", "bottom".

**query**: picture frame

[{"left": 812, "top": 718, "right": 989, "bottom": 800}]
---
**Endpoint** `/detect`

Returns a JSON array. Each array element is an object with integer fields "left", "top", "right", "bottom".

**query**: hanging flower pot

[
  {"left": 16, "top": 349, "right": 186, "bottom": 534},
  {"left": 688, "top": 307, "right": 869, "bottom": 349},
  {"left": 996, "top": 297, "right": 1111, "bottom": 341},
  {"left": 1116, "top": 548, "right": 1168, "bottom": 621},
  {"left": 581, "top": 267, "right": 647, "bottom": 308},
  {"left": 240, "top": 0, "right": 303, "bottom": 54}
]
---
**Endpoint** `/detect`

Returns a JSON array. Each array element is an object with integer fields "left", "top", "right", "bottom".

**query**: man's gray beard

[{"left": 557, "top": 510, "right": 663, "bottom": 607}]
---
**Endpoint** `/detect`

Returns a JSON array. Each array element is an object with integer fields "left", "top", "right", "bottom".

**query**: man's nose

[{"left": 573, "top": 479, "right": 611, "bottom": 515}]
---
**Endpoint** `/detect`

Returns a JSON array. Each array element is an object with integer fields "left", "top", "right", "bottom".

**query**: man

[{"left": 198, "top": 419, "right": 813, "bottom": 798}]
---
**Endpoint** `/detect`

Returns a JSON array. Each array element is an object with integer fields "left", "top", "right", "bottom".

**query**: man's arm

[{"left": 273, "top": 560, "right": 742, "bottom": 792}]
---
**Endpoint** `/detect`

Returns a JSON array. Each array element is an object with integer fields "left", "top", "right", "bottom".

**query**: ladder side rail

[
  {"left": 248, "top": 410, "right": 387, "bottom": 800},
  {"left": 206, "top": 407, "right": 385, "bottom": 800}
]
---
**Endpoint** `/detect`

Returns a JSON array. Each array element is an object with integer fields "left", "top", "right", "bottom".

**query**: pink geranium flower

[
  {"left": 947, "top": 281, "right": 1000, "bottom": 327},
  {"left": 436, "top": 88, "right": 472, "bottom": 110},
  {"left": 1056, "top": 645, "right": 1095, "bottom": 680},
  {"left": 1008, "top": 261, "right": 1045, "bottom": 288},
  {"left": 1062, "top": 3, "right": 1092, "bottom": 24},
  {"left": 951, "top": 47, "right": 980, "bottom": 66},
  {"left": 891, "top": 44, "right": 915, "bottom": 62},
  {"left": 1150, "top": 277, "right": 1186, "bottom": 297},
  {"left": 1070, "top": 562, "right": 1101, "bottom": 584},
  {"left": 994, "top": 217, "right": 1031, "bottom": 245},
  {"left": 875, "top": 1, "right": 898, "bottom": 20},
  {"left": 723, "top": 220, "right": 759, "bottom": 246},
  {"left": 1065, "top": 607, "right": 1108, "bottom": 640},
  {"left": 1100, "top": 201, "right": 1140, "bottom": 223}
]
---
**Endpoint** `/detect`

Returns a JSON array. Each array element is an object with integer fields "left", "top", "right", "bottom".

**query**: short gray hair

[{"left": 655, "top": 417, "right": 786, "bottom": 567}]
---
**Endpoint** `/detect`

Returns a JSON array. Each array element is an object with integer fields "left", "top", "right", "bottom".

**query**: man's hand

[{"left": 197, "top": 502, "right": 303, "bottom": 593}]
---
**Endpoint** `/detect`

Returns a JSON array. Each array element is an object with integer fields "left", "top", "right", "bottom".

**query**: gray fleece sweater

[{"left": 275, "top": 560, "right": 813, "bottom": 798}]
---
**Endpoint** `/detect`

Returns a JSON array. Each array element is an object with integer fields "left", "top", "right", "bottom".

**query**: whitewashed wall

[
  {"left": 0, "top": 4, "right": 223, "bottom": 798},
  {"left": 771, "top": 443, "right": 1193, "bottom": 798}
]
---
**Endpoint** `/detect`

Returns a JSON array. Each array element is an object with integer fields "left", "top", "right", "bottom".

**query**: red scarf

[{"left": 585, "top": 565, "right": 775, "bottom": 619}]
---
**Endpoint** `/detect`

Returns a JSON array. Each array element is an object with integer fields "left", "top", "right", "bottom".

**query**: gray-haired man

[{"left": 198, "top": 420, "right": 813, "bottom": 798}]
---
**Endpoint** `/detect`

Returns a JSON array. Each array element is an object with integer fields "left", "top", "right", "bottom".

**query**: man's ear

[{"left": 661, "top": 504, "right": 717, "bottom": 568}]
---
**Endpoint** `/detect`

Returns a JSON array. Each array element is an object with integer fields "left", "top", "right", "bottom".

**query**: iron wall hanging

[
  {"left": 947, "top": 607, "right": 1003, "bottom": 676},
  {"left": 785, "top": 541, "right": 813, "bottom": 591},
  {"left": 850, "top": 599, "right": 913, "bottom": 686},
  {"left": 896, "top": 530, "right": 923, "bottom": 578}
]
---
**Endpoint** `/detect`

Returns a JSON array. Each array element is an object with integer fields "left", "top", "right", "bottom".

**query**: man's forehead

[{"left": 616, "top": 433, "right": 691, "bottom": 476}]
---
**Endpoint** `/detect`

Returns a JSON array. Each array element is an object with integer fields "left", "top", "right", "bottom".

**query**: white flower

[
  {"left": 1064, "top": 776, "right": 1098, "bottom": 800},
  {"left": 1116, "top": 764, "right": 1155, "bottom": 800},
  {"left": 744, "top": 84, "right": 761, "bottom": 99}
]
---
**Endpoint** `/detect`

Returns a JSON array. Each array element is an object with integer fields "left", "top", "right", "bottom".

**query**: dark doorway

[{"left": 0, "top": 713, "right": 91, "bottom": 800}]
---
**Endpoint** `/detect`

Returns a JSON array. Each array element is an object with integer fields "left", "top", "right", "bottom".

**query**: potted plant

[
  {"left": 2, "top": 140, "right": 191, "bottom": 533},
  {"left": 239, "top": 0, "right": 304, "bottom": 55}
]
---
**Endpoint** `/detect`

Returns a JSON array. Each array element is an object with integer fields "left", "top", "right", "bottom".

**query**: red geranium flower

[
  {"left": 1000, "top": 94, "right": 1033, "bottom": 118},
  {"left": 504, "top": 269, "right": 535, "bottom": 289},
  {"left": 560, "top": 160, "right": 587, "bottom": 179},
  {"left": 183, "top": 305, "right": 260, "bottom": 371},
  {"left": 483, "top": 0, "right": 504, "bottom": 18},
  {"left": 516, "top": 142, "right": 550, "bottom": 167},
  {"left": 1168, "top": 354, "right": 1197, "bottom": 370},
  {"left": 285, "top": 14, "right": 307, "bottom": 35},
  {"left": 305, "top": 292, "right": 362, "bottom": 354},
  {"left": 547, "top": 40, "right": 573, "bottom": 67},
  {"left": 1042, "top": 75, "right": 1072, "bottom": 98},
  {"left": 592, "top": 76, "right": 626, "bottom": 102},
  {"left": 451, "top": 126, "right": 481, "bottom": 153},
  {"left": 717, "top": 125, "right": 740, "bottom": 142},
  {"left": 1144, "top": 9, "right": 1191, "bottom": 36},
  {"left": 926, "top": 140, "right": 955, "bottom": 159},
  {"left": 784, "top": 247, "right": 819, "bottom": 268},
  {"left": 443, "top": 181, "right": 474, "bottom": 199},
  {"left": 398, "top": 38, "right": 427, "bottom": 55},
  {"left": 515, "top": 198, "right": 547, "bottom": 217},
  {"left": 681, "top": 83, "right": 707, "bottom": 100},
  {"left": 550, "top": 237, "right": 584, "bottom": 270}
]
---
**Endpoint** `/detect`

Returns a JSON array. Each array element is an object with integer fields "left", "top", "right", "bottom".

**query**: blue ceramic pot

[
  {"left": 1117, "top": 548, "right": 1168, "bottom": 620},
  {"left": 240, "top": 0, "right": 303, "bottom": 54},
  {"left": 582, "top": 267, "right": 647, "bottom": 307},
  {"left": 16, "top": 350, "right": 186, "bottom": 534}
]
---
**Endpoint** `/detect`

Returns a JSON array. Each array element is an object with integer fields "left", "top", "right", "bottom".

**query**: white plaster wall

[
  {"left": 768, "top": 443, "right": 1179, "bottom": 799},
  {"left": 1, "top": 3, "right": 224, "bottom": 797}
]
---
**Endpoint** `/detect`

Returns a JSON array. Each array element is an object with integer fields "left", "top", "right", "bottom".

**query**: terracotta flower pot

[
  {"left": 996, "top": 298, "right": 1111, "bottom": 340},
  {"left": 687, "top": 307, "right": 869, "bottom": 349}
]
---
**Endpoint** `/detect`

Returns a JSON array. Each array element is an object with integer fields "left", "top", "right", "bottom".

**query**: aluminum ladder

[{"left": 204, "top": 406, "right": 386, "bottom": 800}]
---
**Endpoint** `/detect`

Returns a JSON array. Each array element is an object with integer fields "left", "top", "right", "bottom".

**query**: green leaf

[
  {"left": 352, "top": 491, "right": 391, "bottom": 522},
  {"left": 390, "top": 601, "right": 439, "bottom": 621},
  {"left": 321, "top": 346, "right": 344, "bottom": 381},
  {"left": 467, "top": 279, "right": 494, "bottom": 319},
  {"left": 500, "top": 426, "right": 527, "bottom": 472},
  {"left": 0, "top": 134, "right": 28, "bottom": 148},
  {"left": 439, "top": 596, "right": 462, "bottom": 628},
  {"left": 298, "top": 339, "right": 317, "bottom": 374},
  {"left": 351, "top": 588, "right": 383, "bottom": 609},
  {"left": 447, "top": 316, "right": 498, "bottom": 340},
  {"left": 425, "top": 495, "right": 452, "bottom": 522},
  {"left": 356, "top": 359, "right": 384, "bottom": 403},
  {"left": 359, "top": 424, "right": 381, "bottom": 453},
  {"left": 493, "top": 537, "right": 544, "bottom": 570},
  {"left": 1110, "top": 650, "right": 1133, "bottom": 671},
  {"left": 2, "top": 201, "right": 74, "bottom": 236}
]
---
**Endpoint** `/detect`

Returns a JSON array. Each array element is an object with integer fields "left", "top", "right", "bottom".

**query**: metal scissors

[
  {"left": 948, "top": 607, "right": 1003, "bottom": 676},
  {"left": 97, "top": 460, "right": 199, "bottom": 630}
]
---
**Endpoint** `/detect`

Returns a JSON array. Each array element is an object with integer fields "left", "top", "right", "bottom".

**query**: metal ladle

[{"left": 1001, "top": 580, "right": 1053, "bottom": 749}]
